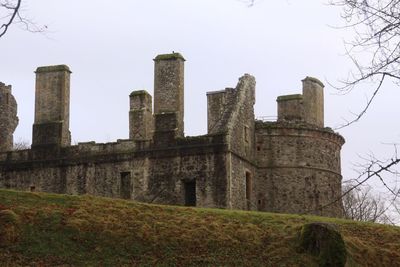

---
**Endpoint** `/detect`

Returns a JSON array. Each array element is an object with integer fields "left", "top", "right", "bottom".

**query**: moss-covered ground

[{"left": 0, "top": 189, "right": 399, "bottom": 266}]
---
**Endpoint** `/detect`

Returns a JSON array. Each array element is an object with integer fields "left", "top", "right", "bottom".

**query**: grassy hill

[{"left": 0, "top": 189, "right": 399, "bottom": 266}]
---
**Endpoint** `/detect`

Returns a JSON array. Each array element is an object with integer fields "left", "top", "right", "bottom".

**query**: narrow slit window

[
  {"left": 244, "top": 126, "right": 249, "bottom": 143},
  {"left": 120, "top": 172, "right": 132, "bottom": 199}
]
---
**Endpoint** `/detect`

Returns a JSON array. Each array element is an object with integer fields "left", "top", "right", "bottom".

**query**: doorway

[{"left": 184, "top": 180, "right": 196, "bottom": 206}]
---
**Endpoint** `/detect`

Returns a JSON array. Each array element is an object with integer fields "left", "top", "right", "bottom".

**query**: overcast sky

[{"left": 1, "top": 0, "right": 399, "bottom": 191}]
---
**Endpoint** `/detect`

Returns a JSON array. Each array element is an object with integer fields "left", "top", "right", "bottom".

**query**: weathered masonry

[{"left": 0, "top": 53, "right": 345, "bottom": 217}]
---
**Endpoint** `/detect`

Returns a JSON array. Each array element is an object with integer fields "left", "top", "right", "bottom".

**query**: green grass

[{"left": 0, "top": 189, "right": 399, "bottom": 266}]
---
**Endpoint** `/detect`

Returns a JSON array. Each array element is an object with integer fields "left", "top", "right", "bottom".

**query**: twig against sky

[
  {"left": 0, "top": 0, "right": 45, "bottom": 39},
  {"left": 330, "top": 0, "right": 400, "bottom": 127}
]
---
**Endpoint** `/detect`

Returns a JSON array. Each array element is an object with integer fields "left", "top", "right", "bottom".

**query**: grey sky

[{"left": 1, "top": 0, "right": 399, "bottom": 191}]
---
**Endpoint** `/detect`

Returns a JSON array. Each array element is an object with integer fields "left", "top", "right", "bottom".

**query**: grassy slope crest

[{"left": 0, "top": 189, "right": 399, "bottom": 266}]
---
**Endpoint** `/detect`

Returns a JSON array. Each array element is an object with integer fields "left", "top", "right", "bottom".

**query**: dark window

[
  {"left": 6, "top": 93, "right": 9, "bottom": 104},
  {"left": 184, "top": 180, "right": 196, "bottom": 206},
  {"left": 120, "top": 172, "right": 132, "bottom": 199},
  {"left": 246, "top": 171, "right": 252, "bottom": 209}
]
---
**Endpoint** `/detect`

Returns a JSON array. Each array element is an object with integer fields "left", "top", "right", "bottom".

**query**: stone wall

[
  {"left": 206, "top": 74, "right": 257, "bottom": 210},
  {"left": 0, "top": 53, "right": 346, "bottom": 218},
  {"left": 0, "top": 135, "right": 229, "bottom": 208},
  {"left": 228, "top": 155, "right": 257, "bottom": 210},
  {"left": 206, "top": 88, "right": 237, "bottom": 135},
  {"left": 277, "top": 94, "right": 304, "bottom": 122},
  {"left": 224, "top": 75, "right": 256, "bottom": 160},
  {"left": 0, "top": 83, "right": 18, "bottom": 152},
  {"left": 255, "top": 121, "right": 344, "bottom": 217},
  {"left": 146, "top": 138, "right": 228, "bottom": 207}
]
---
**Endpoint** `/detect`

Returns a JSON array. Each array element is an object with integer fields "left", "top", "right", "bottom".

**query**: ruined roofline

[
  {"left": 0, "top": 82, "right": 12, "bottom": 89},
  {"left": 206, "top": 89, "right": 226, "bottom": 95},
  {"left": 206, "top": 88, "right": 235, "bottom": 95},
  {"left": 35, "top": 65, "right": 72, "bottom": 73}
]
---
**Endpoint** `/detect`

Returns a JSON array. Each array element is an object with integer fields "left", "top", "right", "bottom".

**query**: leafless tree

[
  {"left": 312, "top": 145, "right": 400, "bottom": 224},
  {"left": 348, "top": 147, "right": 400, "bottom": 224},
  {"left": 342, "top": 183, "right": 393, "bottom": 223},
  {"left": 325, "top": 1, "right": 400, "bottom": 224},
  {"left": 13, "top": 138, "right": 29, "bottom": 150},
  {"left": 0, "top": 0, "right": 44, "bottom": 39},
  {"left": 330, "top": 0, "right": 400, "bottom": 128}
]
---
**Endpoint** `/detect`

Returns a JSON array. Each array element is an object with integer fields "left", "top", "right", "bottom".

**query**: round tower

[
  {"left": 0, "top": 82, "right": 18, "bottom": 152},
  {"left": 255, "top": 77, "right": 345, "bottom": 217}
]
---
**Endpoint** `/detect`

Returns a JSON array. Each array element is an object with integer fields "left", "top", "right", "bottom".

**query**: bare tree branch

[
  {"left": 238, "top": 0, "right": 256, "bottom": 7},
  {"left": 305, "top": 144, "right": 400, "bottom": 223},
  {"left": 0, "top": 0, "right": 45, "bottom": 39},
  {"left": 330, "top": 0, "right": 400, "bottom": 127},
  {"left": 0, "top": 0, "right": 21, "bottom": 38}
]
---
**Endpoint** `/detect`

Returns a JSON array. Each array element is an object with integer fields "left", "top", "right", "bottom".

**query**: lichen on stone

[
  {"left": 154, "top": 53, "right": 185, "bottom": 61},
  {"left": 35, "top": 65, "right": 71, "bottom": 73},
  {"left": 130, "top": 90, "right": 150, "bottom": 96},
  {"left": 277, "top": 94, "right": 303, "bottom": 102},
  {"left": 302, "top": 76, "right": 325, "bottom": 87}
]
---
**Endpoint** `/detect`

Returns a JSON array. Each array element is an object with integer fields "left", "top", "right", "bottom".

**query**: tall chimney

[
  {"left": 32, "top": 65, "right": 71, "bottom": 147},
  {"left": 153, "top": 52, "right": 185, "bottom": 137}
]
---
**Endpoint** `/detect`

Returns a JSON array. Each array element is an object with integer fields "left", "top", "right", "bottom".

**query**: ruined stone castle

[{"left": 0, "top": 53, "right": 345, "bottom": 217}]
